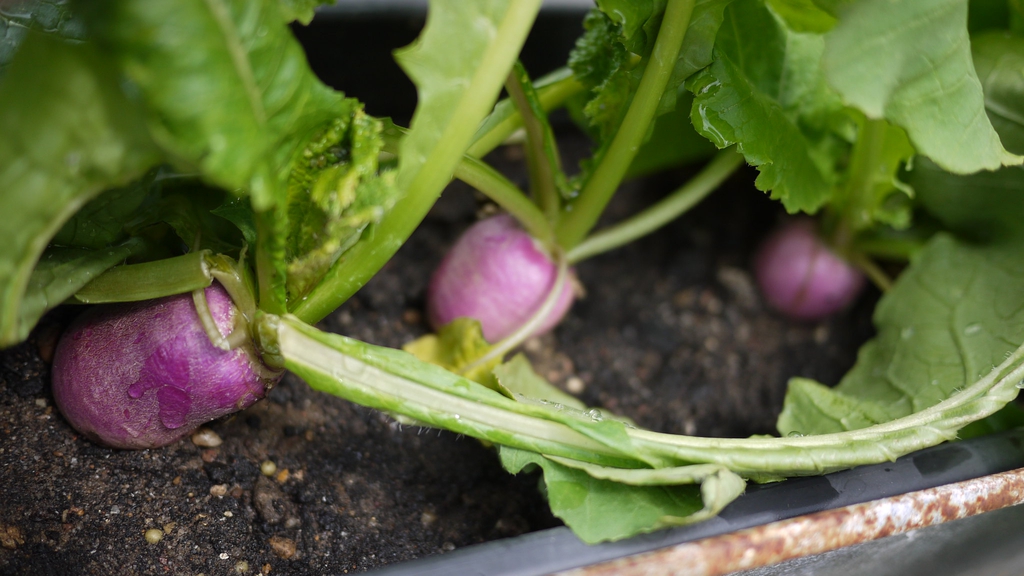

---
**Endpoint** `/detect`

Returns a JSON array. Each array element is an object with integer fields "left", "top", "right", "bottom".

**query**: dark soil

[{"left": 0, "top": 135, "right": 877, "bottom": 575}]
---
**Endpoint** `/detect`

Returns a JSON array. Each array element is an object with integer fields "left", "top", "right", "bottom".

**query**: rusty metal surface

[
  {"left": 368, "top": 430, "right": 1024, "bottom": 576},
  {"left": 736, "top": 502, "right": 1024, "bottom": 576},
  {"left": 560, "top": 468, "right": 1024, "bottom": 576}
]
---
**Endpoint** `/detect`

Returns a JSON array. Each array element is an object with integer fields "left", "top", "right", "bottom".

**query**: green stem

[
  {"left": 381, "top": 122, "right": 552, "bottom": 246},
  {"left": 70, "top": 250, "right": 213, "bottom": 303},
  {"left": 206, "top": 255, "right": 253, "bottom": 317},
  {"left": 192, "top": 287, "right": 233, "bottom": 351},
  {"left": 848, "top": 252, "right": 893, "bottom": 293},
  {"left": 468, "top": 68, "right": 584, "bottom": 158},
  {"left": 853, "top": 235, "right": 927, "bottom": 261},
  {"left": 291, "top": 1, "right": 542, "bottom": 325},
  {"left": 504, "top": 63, "right": 561, "bottom": 223},
  {"left": 566, "top": 149, "right": 742, "bottom": 264},
  {"left": 826, "top": 118, "right": 889, "bottom": 249},
  {"left": 454, "top": 156, "right": 553, "bottom": 246},
  {"left": 254, "top": 208, "right": 287, "bottom": 315},
  {"left": 192, "top": 257, "right": 257, "bottom": 352},
  {"left": 555, "top": 0, "right": 696, "bottom": 250}
]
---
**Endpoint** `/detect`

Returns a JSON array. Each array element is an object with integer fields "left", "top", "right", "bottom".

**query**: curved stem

[
  {"left": 853, "top": 235, "right": 927, "bottom": 261},
  {"left": 848, "top": 252, "right": 893, "bottom": 293},
  {"left": 206, "top": 253, "right": 257, "bottom": 321},
  {"left": 625, "top": 342, "right": 1024, "bottom": 475},
  {"left": 460, "top": 251, "right": 568, "bottom": 374},
  {"left": 468, "top": 68, "right": 584, "bottom": 158},
  {"left": 566, "top": 149, "right": 742, "bottom": 264},
  {"left": 504, "top": 63, "right": 562, "bottom": 224},
  {"left": 381, "top": 121, "right": 554, "bottom": 247},
  {"left": 193, "top": 254, "right": 257, "bottom": 352},
  {"left": 555, "top": 0, "right": 696, "bottom": 250},
  {"left": 193, "top": 288, "right": 231, "bottom": 351},
  {"left": 453, "top": 155, "right": 554, "bottom": 246},
  {"left": 70, "top": 250, "right": 213, "bottom": 303}
]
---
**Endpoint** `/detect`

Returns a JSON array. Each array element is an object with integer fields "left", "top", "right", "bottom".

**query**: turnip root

[
  {"left": 754, "top": 219, "right": 865, "bottom": 321},
  {"left": 427, "top": 214, "right": 575, "bottom": 342},
  {"left": 52, "top": 283, "right": 278, "bottom": 449}
]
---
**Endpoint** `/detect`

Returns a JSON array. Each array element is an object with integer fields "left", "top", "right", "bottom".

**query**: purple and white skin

[
  {"left": 754, "top": 218, "right": 866, "bottom": 321},
  {"left": 427, "top": 214, "right": 575, "bottom": 343},
  {"left": 52, "top": 283, "right": 279, "bottom": 449}
]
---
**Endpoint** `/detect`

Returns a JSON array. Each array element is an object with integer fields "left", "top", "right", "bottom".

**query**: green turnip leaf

[
  {"left": 499, "top": 447, "right": 744, "bottom": 544},
  {"left": 823, "top": 0, "right": 1022, "bottom": 173},
  {"left": 687, "top": 0, "right": 843, "bottom": 213},
  {"left": 973, "top": 32, "right": 1024, "bottom": 155},
  {"left": 0, "top": 0, "right": 84, "bottom": 78},
  {"left": 779, "top": 234, "right": 1024, "bottom": 435},
  {"left": 0, "top": 34, "right": 159, "bottom": 346},
  {"left": 909, "top": 159, "right": 1024, "bottom": 243}
]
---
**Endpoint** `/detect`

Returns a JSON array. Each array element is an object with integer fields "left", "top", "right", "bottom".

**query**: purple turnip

[
  {"left": 427, "top": 214, "right": 576, "bottom": 342},
  {"left": 754, "top": 218, "right": 865, "bottom": 321},
  {"left": 52, "top": 283, "right": 279, "bottom": 449}
]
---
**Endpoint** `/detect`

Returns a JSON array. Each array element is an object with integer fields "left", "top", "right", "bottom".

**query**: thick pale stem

[
  {"left": 277, "top": 317, "right": 638, "bottom": 467},
  {"left": 272, "top": 313, "right": 1024, "bottom": 479}
]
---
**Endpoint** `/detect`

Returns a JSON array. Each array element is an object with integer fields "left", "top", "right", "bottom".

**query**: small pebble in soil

[
  {"left": 0, "top": 526, "right": 25, "bottom": 549},
  {"left": 210, "top": 484, "right": 228, "bottom": 498},
  {"left": 420, "top": 509, "right": 438, "bottom": 527},
  {"left": 144, "top": 529, "right": 163, "bottom": 544},
  {"left": 235, "top": 560, "right": 249, "bottom": 573},
  {"left": 268, "top": 535, "right": 297, "bottom": 559},
  {"left": 402, "top": 309, "right": 421, "bottom": 324},
  {"left": 260, "top": 460, "right": 277, "bottom": 477},
  {"left": 565, "top": 376, "right": 585, "bottom": 394},
  {"left": 523, "top": 338, "right": 542, "bottom": 353},
  {"left": 191, "top": 428, "right": 223, "bottom": 448},
  {"left": 716, "top": 266, "right": 759, "bottom": 310}
]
